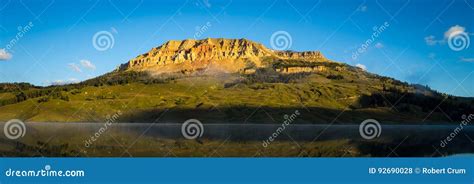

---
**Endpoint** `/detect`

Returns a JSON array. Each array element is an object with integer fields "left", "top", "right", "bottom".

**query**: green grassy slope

[{"left": 0, "top": 59, "right": 472, "bottom": 123}]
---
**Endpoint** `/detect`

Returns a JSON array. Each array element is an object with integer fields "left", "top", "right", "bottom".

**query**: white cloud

[
  {"left": 424, "top": 35, "right": 443, "bottom": 46},
  {"left": 460, "top": 57, "right": 474, "bottom": 62},
  {"left": 0, "top": 49, "right": 12, "bottom": 60},
  {"left": 357, "top": 5, "right": 367, "bottom": 12},
  {"left": 68, "top": 63, "right": 82, "bottom": 73},
  {"left": 356, "top": 63, "right": 367, "bottom": 71},
  {"left": 51, "top": 78, "right": 79, "bottom": 86},
  {"left": 425, "top": 25, "right": 469, "bottom": 46},
  {"left": 375, "top": 42, "right": 384, "bottom": 48},
  {"left": 80, "top": 59, "right": 96, "bottom": 70},
  {"left": 444, "top": 25, "right": 466, "bottom": 39}
]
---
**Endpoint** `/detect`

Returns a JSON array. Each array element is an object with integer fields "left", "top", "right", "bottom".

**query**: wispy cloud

[
  {"left": 68, "top": 63, "right": 82, "bottom": 73},
  {"left": 444, "top": 25, "right": 467, "bottom": 39},
  {"left": 425, "top": 25, "right": 469, "bottom": 46},
  {"left": 80, "top": 59, "right": 96, "bottom": 70},
  {"left": 195, "top": 0, "right": 211, "bottom": 8},
  {"left": 424, "top": 35, "right": 442, "bottom": 46},
  {"left": 69, "top": 59, "right": 96, "bottom": 73},
  {"left": 356, "top": 5, "right": 367, "bottom": 12},
  {"left": 460, "top": 57, "right": 474, "bottom": 62},
  {"left": 50, "top": 78, "right": 79, "bottom": 85},
  {"left": 0, "top": 49, "right": 12, "bottom": 60},
  {"left": 356, "top": 63, "right": 367, "bottom": 71},
  {"left": 375, "top": 42, "right": 384, "bottom": 48}
]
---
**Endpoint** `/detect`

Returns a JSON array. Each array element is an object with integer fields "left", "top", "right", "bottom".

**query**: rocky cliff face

[
  {"left": 118, "top": 38, "right": 328, "bottom": 74},
  {"left": 274, "top": 51, "right": 325, "bottom": 60}
]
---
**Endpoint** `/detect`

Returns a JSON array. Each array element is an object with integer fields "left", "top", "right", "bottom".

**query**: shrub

[{"left": 326, "top": 74, "right": 344, "bottom": 80}]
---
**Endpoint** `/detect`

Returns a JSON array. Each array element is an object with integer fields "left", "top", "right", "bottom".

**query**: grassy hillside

[{"left": 0, "top": 59, "right": 472, "bottom": 123}]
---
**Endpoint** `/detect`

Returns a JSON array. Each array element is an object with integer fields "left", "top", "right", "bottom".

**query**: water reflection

[{"left": 0, "top": 123, "right": 473, "bottom": 157}]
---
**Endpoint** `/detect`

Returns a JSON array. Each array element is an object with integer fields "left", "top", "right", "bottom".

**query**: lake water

[
  {"left": 0, "top": 122, "right": 473, "bottom": 157},
  {"left": 17, "top": 122, "right": 474, "bottom": 140}
]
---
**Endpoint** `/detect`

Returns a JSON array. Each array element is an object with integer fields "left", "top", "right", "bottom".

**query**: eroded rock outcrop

[{"left": 118, "top": 38, "right": 328, "bottom": 74}]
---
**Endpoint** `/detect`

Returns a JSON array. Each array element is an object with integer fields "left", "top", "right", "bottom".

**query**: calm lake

[{"left": 1, "top": 122, "right": 473, "bottom": 157}]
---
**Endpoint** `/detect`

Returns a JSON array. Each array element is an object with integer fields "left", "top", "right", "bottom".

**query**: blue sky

[{"left": 0, "top": 0, "right": 473, "bottom": 96}]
